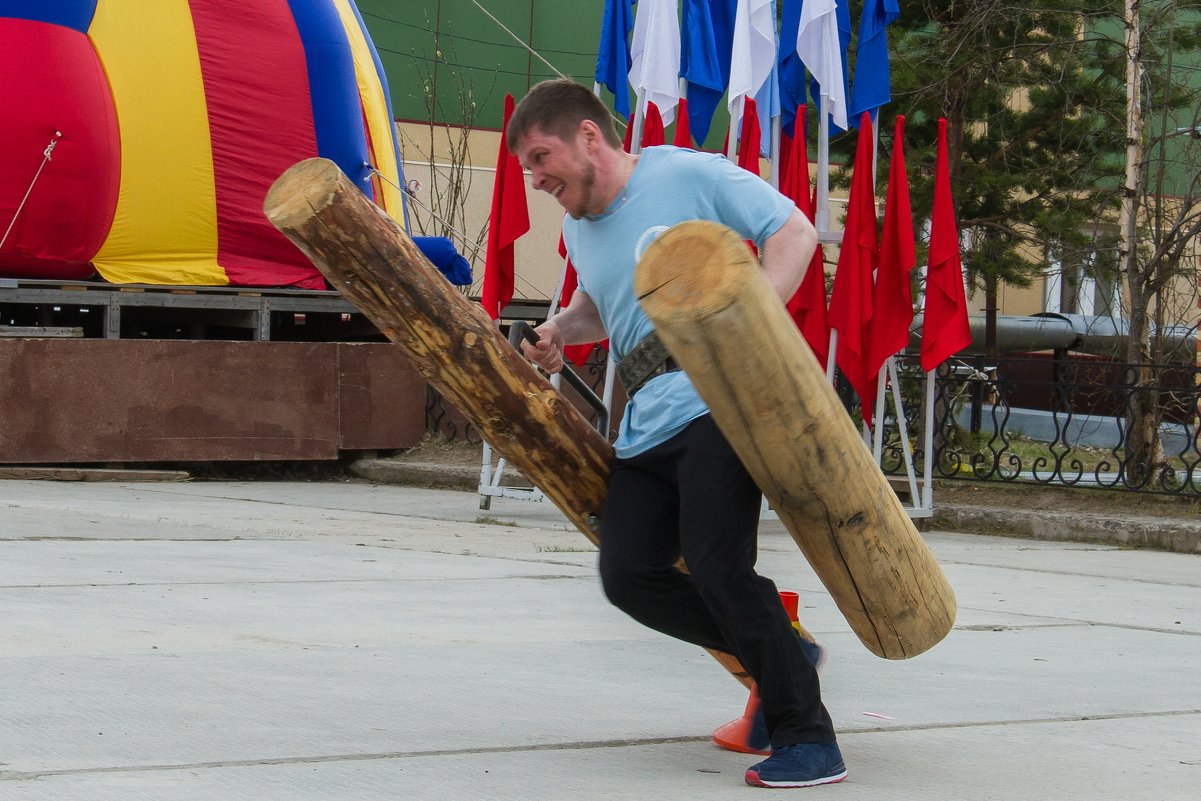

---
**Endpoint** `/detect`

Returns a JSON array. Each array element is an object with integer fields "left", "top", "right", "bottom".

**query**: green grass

[
  {"left": 473, "top": 515, "right": 518, "bottom": 527},
  {"left": 940, "top": 431, "right": 1197, "bottom": 479}
]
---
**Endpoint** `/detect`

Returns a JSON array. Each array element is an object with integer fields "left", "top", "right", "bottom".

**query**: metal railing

[
  {"left": 426, "top": 344, "right": 1201, "bottom": 497},
  {"left": 878, "top": 353, "right": 1201, "bottom": 496}
]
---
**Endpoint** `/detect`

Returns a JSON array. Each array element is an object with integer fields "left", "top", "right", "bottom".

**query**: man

[{"left": 508, "top": 79, "right": 845, "bottom": 789}]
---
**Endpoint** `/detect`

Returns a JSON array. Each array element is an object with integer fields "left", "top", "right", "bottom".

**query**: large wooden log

[
  {"left": 264, "top": 158, "right": 610, "bottom": 540},
  {"left": 264, "top": 158, "right": 753, "bottom": 685},
  {"left": 635, "top": 221, "right": 956, "bottom": 659}
]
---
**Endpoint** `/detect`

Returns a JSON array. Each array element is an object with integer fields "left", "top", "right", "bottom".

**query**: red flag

[
  {"left": 672, "top": 97, "right": 692, "bottom": 147},
  {"left": 827, "top": 111, "right": 879, "bottom": 421},
  {"left": 735, "top": 97, "right": 762, "bottom": 176},
  {"left": 921, "top": 118, "right": 973, "bottom": 372},
  {"left": 864, "top": 115, "right": 915, "bottom": 381},
  {"left": 642, "top": 102, "right": 666, "bottom": 147},
  {"left": 481, "top": 94, "right": 530, "bottom": 320},
  {"left": 725, "top": 98, "right": 765, "bottom": 256},
  {"left": 557, "top": 235, "right": 608, "bottom": 367},
  {"left": 624, "top": 102, "right": 668, "bottom": 152},
  {"left": 780, "top": 107, "right": 830, "bottom": 367}
]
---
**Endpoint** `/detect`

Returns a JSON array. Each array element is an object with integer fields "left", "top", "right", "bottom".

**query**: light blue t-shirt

[{"left": 562, "top": 145, "right": 795, "bottom": 458}]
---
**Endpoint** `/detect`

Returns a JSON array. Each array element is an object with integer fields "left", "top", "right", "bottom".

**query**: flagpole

[
  {"left": 770, "top": 114, "right": 782, "bottom": 190},
  {"left": 922, "top": 368, "right": 936, "bottom": 510},
  {"left": 631, "top": 87, "right": 648, "bottom": 150},
  {"left": 871, "top": 114, "right": 880, "bottom": 187},
  {"left": 816, "top": 95, "right": 831, "bottom": 234},
  {"left": 603, "top": 71, "right": 634, "bottom": 417},
  {"left": 888, "top": 356, "right": 922, "bottom": 507},
  {"left": 726, "top": 95, "right": 744, "bottom": 162},
  {"left": 824, "top": 97, "right": 837, "bottom": 386},
  {"left": 872, "top": 364, "right": 886, "bottom": 458},
  {"left": 544, "top": 259, "right": 569, "bottom": 393},
  {"left": 826, "top": 329, "right": 838, "bottom": 381},
  {"left": 869, "top": 113, "right": 883, "bottom": 452}
]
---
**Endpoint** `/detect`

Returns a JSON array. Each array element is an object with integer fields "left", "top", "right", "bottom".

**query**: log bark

[
  {"left": 264, "top": 159, "right": 753, "bottom": 685},
  {"left": 264, "top": 158, "right": 610, "bottom": 541},
  {"left": 636, "top": 221, "right": 956, "bottom": 659}
]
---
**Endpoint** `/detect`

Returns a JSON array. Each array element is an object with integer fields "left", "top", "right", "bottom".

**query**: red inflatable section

[
  {"left": 0, "top": 18, "right": 119, "bottom": 279},
  {"left": 189, "top": 0, "right": 324, "bottom": 289}
]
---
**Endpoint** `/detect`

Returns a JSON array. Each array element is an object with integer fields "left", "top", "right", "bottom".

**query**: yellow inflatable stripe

[
  {"left": 89, "top": 1, "right": 224, "bottom": 285},
  {"left": 333, "top": 0, "right": 406, "bottom": 222}
]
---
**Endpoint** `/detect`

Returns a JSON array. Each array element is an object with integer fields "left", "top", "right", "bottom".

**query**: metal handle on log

[{"left": 508, "top": 321, "right": 609, "bottom": 436}]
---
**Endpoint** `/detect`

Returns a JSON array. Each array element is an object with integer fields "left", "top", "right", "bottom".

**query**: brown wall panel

[
  {"left": 336, "top": 343, "right": 427, "bottom": 451},
  {"left": 0, "top": 339, "right": 427, "bottom": 463}
]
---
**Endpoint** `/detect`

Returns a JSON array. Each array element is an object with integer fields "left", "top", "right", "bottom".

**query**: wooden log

[
  {"left": 264, "top": 158, "right": 610, "bottom": 540},
  {"left": 635, "top": 221, "right": 956, "bottom": 659},
  {"left": 264, "top": 158, "right": 753, "bottom": 686}
]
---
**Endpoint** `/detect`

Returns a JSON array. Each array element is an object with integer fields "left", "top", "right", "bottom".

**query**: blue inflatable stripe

[
  {"left": 344, "top": 0, "right": 410, "bottom": 231},
  {"left": 0, "top": 0, "right": 97, "bottom": 32},
  {"left": 286, "top": 0, "right": 372, "bottom": 196}
]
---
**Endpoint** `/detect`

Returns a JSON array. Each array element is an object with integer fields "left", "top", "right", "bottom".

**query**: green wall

[
  {"left": 358, "top": 1, "right": 604, "bottom": 132},
  {"left": 358, "top": 0, "right": 729, "bottom": 146}
]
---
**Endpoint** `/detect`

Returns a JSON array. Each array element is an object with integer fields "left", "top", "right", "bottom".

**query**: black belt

[{"left": 617, "top": 332, "right": 682, "bottom": 397}]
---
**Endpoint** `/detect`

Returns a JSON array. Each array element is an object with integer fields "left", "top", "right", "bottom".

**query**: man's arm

[
  {"left": 760, "top": 208, "right": 818, "bottom": 304},
  {"left": 521, "top": 289, "right": 607, "bottom": 374}
]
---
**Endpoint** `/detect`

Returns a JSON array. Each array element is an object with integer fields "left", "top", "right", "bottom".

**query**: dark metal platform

[{"left": 0, "top": 277, "right": 361, "bottom": 341}]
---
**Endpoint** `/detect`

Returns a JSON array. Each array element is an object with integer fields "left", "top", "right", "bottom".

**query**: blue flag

[
  {"left": 809, "top": 0, "right": 853, "bottom": 132},
  {"left": 778, "top": 0, "right": 804, "bottom": 137},
  {"left": 850, "top": 0, "right": 901, "bottom": 118},
  {"left": 755, "top": 59, "right": 781, "bottom": 158},
  {"left": 595, "top": 0, "right": 635, "bottom": 119},
  {"left": 680, "top": 0, "right": 736, "bottom": 146}
]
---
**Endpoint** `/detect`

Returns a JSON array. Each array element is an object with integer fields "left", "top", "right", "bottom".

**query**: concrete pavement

[
  {"left": 1, "top": 478, "right": 1198, "bottom": 799},
  {"left": 350, "top": 455, "right": 1201, "bottom": 554}
]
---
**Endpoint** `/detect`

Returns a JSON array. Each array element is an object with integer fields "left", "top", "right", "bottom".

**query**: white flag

[
  {"left": 628, "top": 0, "right": 681, "bottom": 126},
  {"left": 796, "top": 0, "right": 848, "bottom": 130},
  {"left": 728, "top": 0, "right": 777, "bottom": 119}
]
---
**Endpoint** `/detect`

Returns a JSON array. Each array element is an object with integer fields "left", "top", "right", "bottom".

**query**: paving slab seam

[
  {"left": 937, "top": 559, "right": 1201, "bottom": 588},
  {"left": 843, "top": 708, "right": 1201, "bottom": 732},
  {"left": 955, "top": 621, "right": 1110, "bottom": 631},
  {"left": 8, "top": 537, "right": 255, "bottom": 543},
  {"left": 0, "top": 574, "right": 589, "bottom": 591},
  {"left": 4, "top": 709, "right": 1197, "bottom": 784},
  {"left": 352, "top": 543, "right": 597, "bottom": 568},
  {"left": 49, "top": 485, "right": 522, "bottom": 522},
  {"left": 0, "top": 736, "right": 715, "bottom": 782},
  {"left": 954, "top": 605, "right": 1201, "bottom": 636}
]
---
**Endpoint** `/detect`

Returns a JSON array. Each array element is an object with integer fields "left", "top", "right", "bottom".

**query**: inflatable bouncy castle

[{"left": 0, "top": 0, "right": 408, "bottom": 289}]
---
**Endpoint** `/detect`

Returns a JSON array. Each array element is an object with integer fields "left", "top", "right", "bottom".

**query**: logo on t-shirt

[{"left": 634, "top": 225, "right": 671, "bottom": 263}]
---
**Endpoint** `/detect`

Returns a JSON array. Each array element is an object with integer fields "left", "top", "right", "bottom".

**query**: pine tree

[
  {"left": 866, "top": 0, "right": 1201, "bottom": 484},
  {"left": 857, "top": 1, "right": 1129, "bottom": 354}
]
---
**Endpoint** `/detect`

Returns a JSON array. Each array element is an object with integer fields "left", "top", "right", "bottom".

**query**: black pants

[{"left": 598, "top": 414, "right": 835, "bottom": 745}]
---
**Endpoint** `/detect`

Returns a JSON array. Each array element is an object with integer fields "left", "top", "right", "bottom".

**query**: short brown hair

[{"left": 506, "top": 79, "right": 622, "bottom": 152}]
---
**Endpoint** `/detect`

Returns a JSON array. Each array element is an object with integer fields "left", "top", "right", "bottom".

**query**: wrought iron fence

[
  {"left": 877, "top": 353, "right": 1201, "bottom": 496},
  {"left": 424, "top": 338, "right": 1201, "bottom": 497},
  {"left": 424, "top": 385, "right": 480, "bottom": 444}
]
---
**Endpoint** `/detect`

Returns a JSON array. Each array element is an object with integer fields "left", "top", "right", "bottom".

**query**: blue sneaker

[{"left": 745, "top": 740, "right": 847, "bottom": 788}]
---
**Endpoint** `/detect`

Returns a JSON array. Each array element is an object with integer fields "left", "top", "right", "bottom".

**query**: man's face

[{"left": 514, "top": 123, "right": 597, "bottom": 220}]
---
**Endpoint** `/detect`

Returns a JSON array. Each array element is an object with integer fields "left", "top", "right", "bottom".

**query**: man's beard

[{"left": 566, "top": 162, "right": 597, "bottom": 220}]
